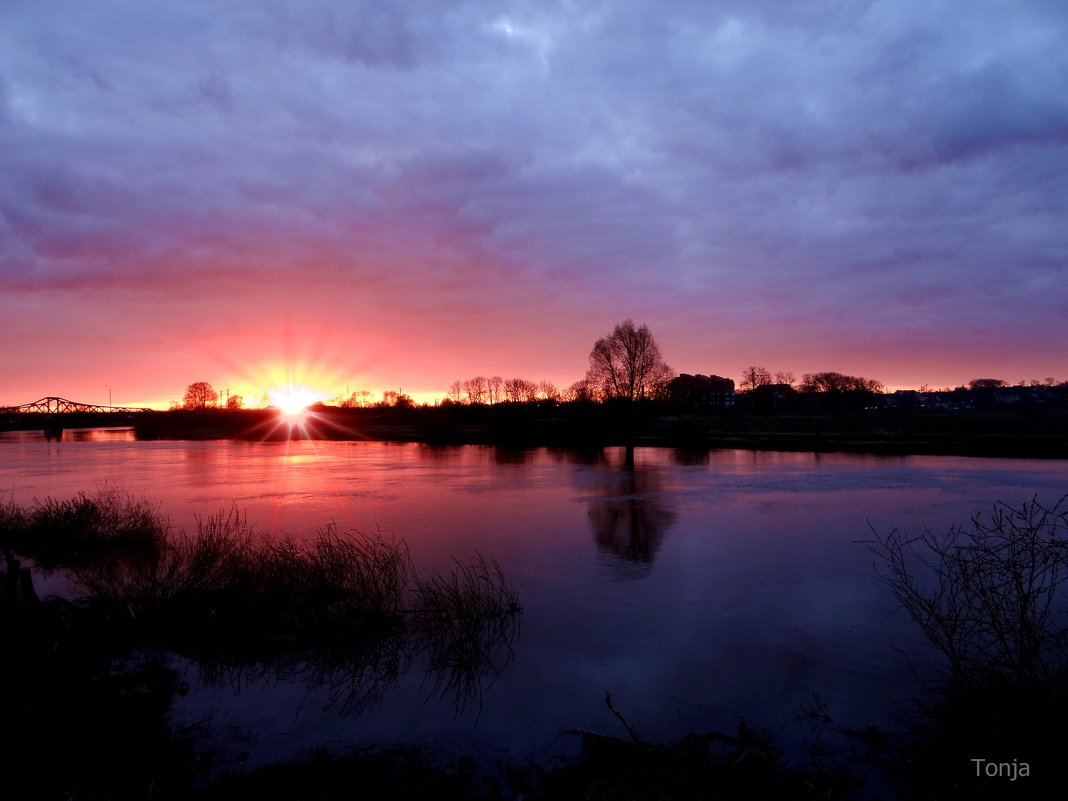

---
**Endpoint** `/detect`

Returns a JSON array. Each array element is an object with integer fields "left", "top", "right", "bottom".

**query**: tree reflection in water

[{"left": 586, "top": 448, "right": 678, "bottom": 578}]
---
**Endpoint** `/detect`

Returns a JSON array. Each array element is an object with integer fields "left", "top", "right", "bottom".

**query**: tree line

[
  {"left": 174, "top": 382, "right": 418, "bottom": 411},
  {"left": 446, "top": 376, "right": 562, "bottom": 405},
  {"left": 176, "top": 381, "right": 244, "bottom": 410},
  {"left": 739, "top": 366, "right": 884, "bottom": 393},
  {"left": 175, "top": 319, "right": 1064, "bottom": 412},
  {"left": 443, "top": 320, "right": 675, "bottom": 406}
]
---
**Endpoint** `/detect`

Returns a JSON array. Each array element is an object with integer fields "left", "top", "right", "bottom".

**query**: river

[{"left": 2, "top": 429, "right": 1066, "bottom": 770}]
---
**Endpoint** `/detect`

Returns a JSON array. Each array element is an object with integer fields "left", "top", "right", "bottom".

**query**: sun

[{"left": 270, "top": 385, "right": 320, "bottom": 417}]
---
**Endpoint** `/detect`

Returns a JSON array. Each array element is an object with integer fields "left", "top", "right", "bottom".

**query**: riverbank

[{"left": 2, "top": 404, "right": 1059, "bottom": 458}]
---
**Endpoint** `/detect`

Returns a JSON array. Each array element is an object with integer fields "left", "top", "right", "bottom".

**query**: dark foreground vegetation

[
  {"left": 1, "top": 490, "right": 520, "bottom": 800},
  {"left": 860, "top": 494, "right": 1068, "bottom": 799},
  {"left": 4, "top": 491, "right": 1068, "bottom": 798}
]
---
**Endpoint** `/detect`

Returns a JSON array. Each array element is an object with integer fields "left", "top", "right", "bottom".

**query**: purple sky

[{"left": 2, "top": 0, "right": 1066, "bottom": 408}]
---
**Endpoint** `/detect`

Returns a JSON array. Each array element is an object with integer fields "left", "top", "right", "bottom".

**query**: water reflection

[
  {"left": 586, "top": 451, "right": 678, "bottom": 579},
  {"left": 194, "top": 632, "right": 410, "bottom": 718},
  {"left": 57, "top": 517, "right": 522, "bottom": 721},
  {"left": 3, "top": 438, "right": 1066, "bottom": 775},
  {"left": 0, "top": 427, "right": 136, "bottom": 444},
  {"left": 671, "top": 448, "right": 712, "bottom": 466}
]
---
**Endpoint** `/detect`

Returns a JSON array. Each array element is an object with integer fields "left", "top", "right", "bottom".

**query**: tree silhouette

[
  {"left": 538, "top": 379, "right": 560, "bottom": 402},
  {"left": 800, "top": 372, "right": 883, "bottom": 393},
  {"left": 739, "top": 366, "right": 772, "bottom": 391},
  {"left": 183, "top": 381, "right": 218, "bottom": 409},
  {"left": 586, "top": 319, "right": 672, "bottom": 401},
  {"left": 380, "top": 390, "right": 414, "bottom": 409},
  {"left": 463, "top": 376, "right": 488, "bottom": 404},
  {"left": 504, "top": 377, "right": 538, "bottom": 403},
  {"left": 563, "top": 379, "right": 594, "bottom": 402}
]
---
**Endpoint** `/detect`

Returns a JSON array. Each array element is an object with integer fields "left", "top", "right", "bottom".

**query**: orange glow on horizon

[{"left": 269, "top": 384, "right": 325, "bottom": 416}]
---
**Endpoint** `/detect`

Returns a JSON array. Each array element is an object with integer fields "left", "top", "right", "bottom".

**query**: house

[{"left": 669, "top": 373, "right": 735, "bottom": 411}]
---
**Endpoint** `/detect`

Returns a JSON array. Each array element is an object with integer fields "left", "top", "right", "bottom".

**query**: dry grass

[
  {"left": 70, "top": 509, "right": 418, "bottom": 653},
  {"left": 411, "top": 554, "right": 522, "bottom": 712},
  {"left": 1, "top": 488, "right": 168, "bottom": 565},
  {"left": 306, "top": 523, "right": 413, "bottom": 624},
  {"left": 4, "top": 490, "right": 523, "bottom": 717}
]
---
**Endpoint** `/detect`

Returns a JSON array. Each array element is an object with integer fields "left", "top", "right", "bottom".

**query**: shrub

[
  {"left": 866, "top": 494, "right": 1068, "bottom": 689},
  {"left": 865, "top": 495, "right": 1068, "bottom": 798}
]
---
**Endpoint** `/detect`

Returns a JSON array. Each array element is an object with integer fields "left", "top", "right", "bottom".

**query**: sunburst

[{"left": 270, "top": 384, "right": 320, "bottom": 418}]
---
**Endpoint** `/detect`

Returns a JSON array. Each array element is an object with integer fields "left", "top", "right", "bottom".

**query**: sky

[{"left": 2, "top": 0, "right": 1066, "bottom": 408}]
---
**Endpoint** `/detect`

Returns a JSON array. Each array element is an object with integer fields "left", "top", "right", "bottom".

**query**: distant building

[
  {"left": 888, "top": 389, "right": 920, "bottom": 410},
  {"left": 669, "top": 374, "right": 735, "bottom": 411},
  {"left": 745, "top": 382, "right": 798, "bottom": 411}
]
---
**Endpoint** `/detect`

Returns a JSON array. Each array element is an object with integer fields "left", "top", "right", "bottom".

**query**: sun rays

[{"left": 269, "top": 384, "right": 321, "bottom": 417}]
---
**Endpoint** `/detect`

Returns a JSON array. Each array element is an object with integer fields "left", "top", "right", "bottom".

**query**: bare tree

[
  {"left": 503, "top": 377, "right": 538, "bottom": 403},
  {"left": 487, "top": 376, "right": 503, "bottom": 405},
  {"left": 563, "top": 379, "right": 594, "bottom": 402},
  {"left": 586, "top": 319, "right": 672, "bottom": 401},
  {"left": 538, "top": 379, "right": 560, "bottom": 402},
  {"left": 520, "top": 379, "right": 539, "bottom": 403},
  {"left": 183, "top": 381, "right": 219, "bottom": 409},
  {"left": 865, "top": 496, "right": 1068, "bottom": 688},
  {"left": 463, "top": 376, "right": 488, "bottom": 405},
  {"left": 773, "top": 371, "right": 795, "bottom": 386},
  {"left": 739, "top": 366, "right": 772, "bottom": 391}
]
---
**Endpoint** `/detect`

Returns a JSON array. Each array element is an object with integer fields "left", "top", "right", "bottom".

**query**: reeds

[
  {"left": 411, "top": 554, "right": 522, "bottom": 712},
  {"left": 71, "top": 511, "right": 416, "bottom": 653},
  {"left": 0, "top": 488, "right": 168, "bottom": 565},
  {"left": 4, "top": 491, "right": 522, "bottom": 715},
  {"left": 307, "top": 523, "right": 413, "bottom": 625}
]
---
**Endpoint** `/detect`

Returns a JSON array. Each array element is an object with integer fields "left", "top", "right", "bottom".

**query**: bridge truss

[{"left": 0, "top": 397, "right": 153, "bottom": 414}]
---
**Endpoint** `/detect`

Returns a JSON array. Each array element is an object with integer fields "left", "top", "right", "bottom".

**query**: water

[{"left": 3, "top": 429, "right": 1067, "bottom": 769}]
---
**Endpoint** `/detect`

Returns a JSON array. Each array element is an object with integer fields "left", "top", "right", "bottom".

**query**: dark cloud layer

[{"left": 1, "top": 0, "right": 1066, "bottom": 404}]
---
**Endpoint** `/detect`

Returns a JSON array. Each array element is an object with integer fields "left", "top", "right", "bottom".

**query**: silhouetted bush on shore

[{"left": 864, "top": 495, "right": 1068, "bottom": 798}]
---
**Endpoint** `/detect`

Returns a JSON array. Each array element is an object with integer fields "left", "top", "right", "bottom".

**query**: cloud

[{"left": 1, "top": 0, "right": 1066, "bottom": 402}]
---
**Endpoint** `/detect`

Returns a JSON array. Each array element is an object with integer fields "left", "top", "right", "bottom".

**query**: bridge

[{"left": 0, "top": 397, "right": 154, "bottom": 414}]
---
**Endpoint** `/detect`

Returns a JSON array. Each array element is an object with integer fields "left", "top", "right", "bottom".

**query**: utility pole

[{"left": 105, "top": 384, "right": 112, "bottom": 409}]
